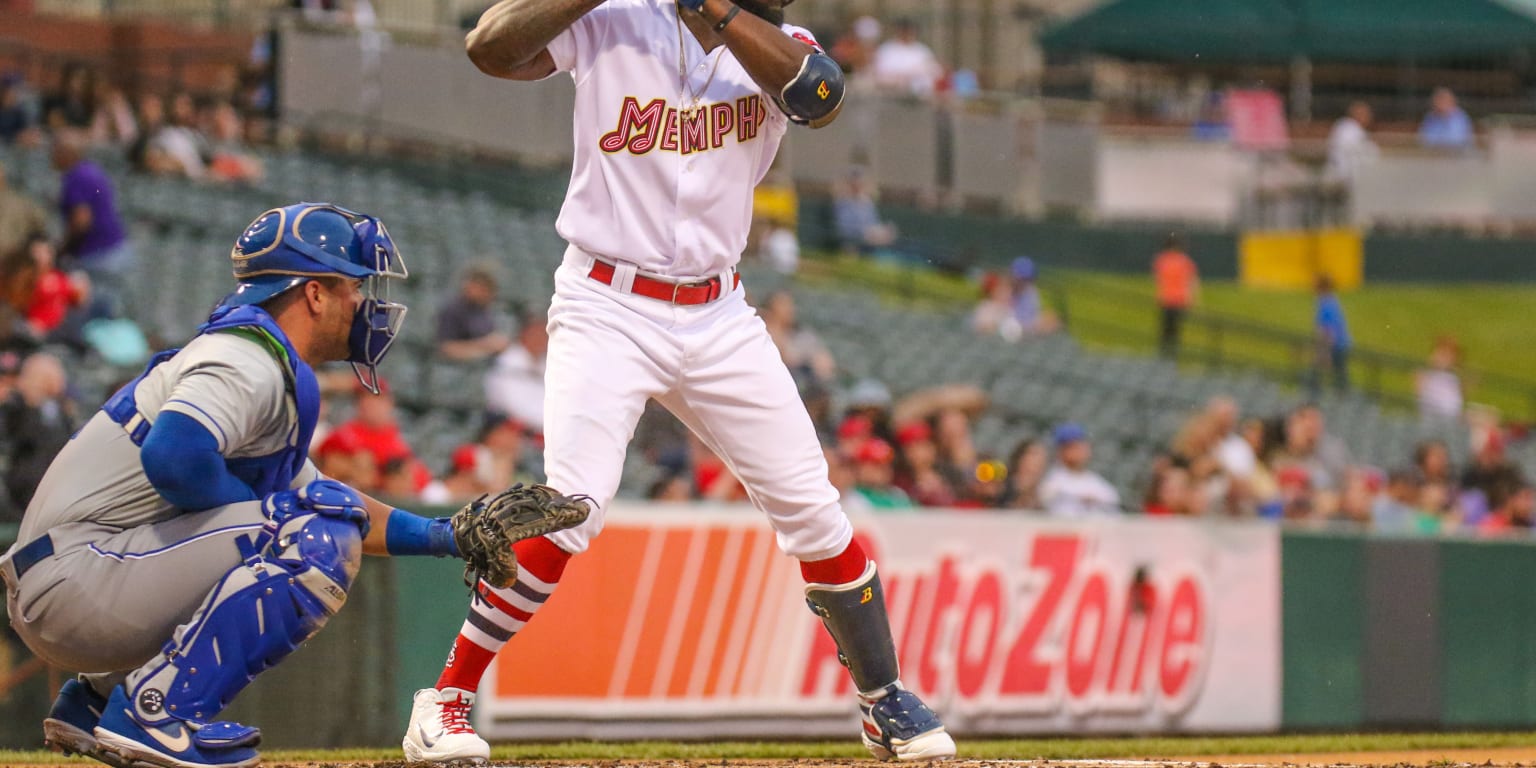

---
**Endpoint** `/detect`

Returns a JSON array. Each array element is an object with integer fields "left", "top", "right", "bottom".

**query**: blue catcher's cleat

[
  {"left": 859, "top": 684, "right": 957, "bottom": 762},
  {"left": 92, "top": 685, "right": 261, "bottom": 768},
  {"left": 43, "top": 677, "right": 114, "bottom": 763}
]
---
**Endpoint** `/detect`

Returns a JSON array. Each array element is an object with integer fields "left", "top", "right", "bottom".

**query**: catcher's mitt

[{"left": 452, "top": 483, "right": 592, "bottom": 589}]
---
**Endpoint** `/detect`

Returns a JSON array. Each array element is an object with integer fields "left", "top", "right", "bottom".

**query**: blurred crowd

[
  {"left": 0, "top": 49, "right": 1520, "bottom": 538},
  {"left": 1, "top": 62, "right": 267, "bottom": 184}
]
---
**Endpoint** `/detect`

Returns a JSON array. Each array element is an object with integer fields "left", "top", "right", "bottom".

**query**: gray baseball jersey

[
  {"left": 16, "top": 332, "right": 318, "bottom": 544},
  {"left": 4, "top": 331, "right": 319, "bottom": 674}
]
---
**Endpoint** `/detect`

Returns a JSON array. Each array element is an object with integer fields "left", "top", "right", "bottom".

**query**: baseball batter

[
  {"left": 1, "top": 203, "right": 586, "bottom": 768},
  {"left": 403, "top": 0, "right": 955, "bottom": 763}
]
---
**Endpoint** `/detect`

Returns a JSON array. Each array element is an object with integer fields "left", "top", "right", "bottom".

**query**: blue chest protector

[{"left": 101, "top": 306, "right": 321, "bottom": 498}]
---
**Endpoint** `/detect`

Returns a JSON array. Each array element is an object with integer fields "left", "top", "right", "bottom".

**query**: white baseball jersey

[
  {"left": 546, "top": 0, "right": 817, "bottom": 278},
  {"left": 1039, "top": 465, "right": 1123, "bottom": 519},
  {"left": 18, "top": 333, "right": 317, "bottom": 541}
]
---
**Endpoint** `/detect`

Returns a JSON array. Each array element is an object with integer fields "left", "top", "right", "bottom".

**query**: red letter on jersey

[{"left": 600, "top": 97, "right": 667, "bottom": 155}]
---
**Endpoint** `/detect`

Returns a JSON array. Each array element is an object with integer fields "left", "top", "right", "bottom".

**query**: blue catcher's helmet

[{"left": 224, "top": 202, "right": 409, "bottom": 394}]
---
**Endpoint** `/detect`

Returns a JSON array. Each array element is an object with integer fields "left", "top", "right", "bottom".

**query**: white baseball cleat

[
  {"left": 859, "top": 685, "right": 957, "bottom": 761},
  {"left": 403, "top": 688, "right": 490, "bottom": 765}
]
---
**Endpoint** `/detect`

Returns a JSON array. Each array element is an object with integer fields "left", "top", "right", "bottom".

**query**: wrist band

[{"left": 714, "top": 5, "right": 741, "bottom": 32}]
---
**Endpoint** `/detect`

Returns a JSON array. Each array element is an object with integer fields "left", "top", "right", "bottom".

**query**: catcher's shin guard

[
  {"left": 122, "top": 513, "right": 362, "bottom": 726},
  {"left": 804, "top": 561, "right": 900, "bottom": 693}
]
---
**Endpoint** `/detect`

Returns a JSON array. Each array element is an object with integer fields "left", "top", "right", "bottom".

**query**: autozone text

[{"left": 800, "top": 533, "right": 1210, "bottom": 717}]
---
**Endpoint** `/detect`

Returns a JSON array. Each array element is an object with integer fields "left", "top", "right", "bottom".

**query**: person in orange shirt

[{"left": 1152, "top": 234, "right": 1199, "bottom": 359}]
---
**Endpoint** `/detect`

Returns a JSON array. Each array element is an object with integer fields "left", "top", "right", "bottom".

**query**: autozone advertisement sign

[{"left": 481, "top": 505, "right": 1280, "bottom": 739}]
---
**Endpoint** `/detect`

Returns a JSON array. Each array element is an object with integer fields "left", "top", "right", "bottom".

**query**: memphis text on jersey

[{"left": 600, "top": 95, "right": 769, "bottom": 156}]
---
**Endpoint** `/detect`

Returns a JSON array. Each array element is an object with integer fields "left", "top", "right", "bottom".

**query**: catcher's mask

[{"left": 223, "top": 202, "right": 409, "bottom": 394}]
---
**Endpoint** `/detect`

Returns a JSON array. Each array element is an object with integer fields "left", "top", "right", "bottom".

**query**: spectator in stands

[
  {"left": 1009, "top": 257, "right": 1060, "bottom": 336},
  {"left": 971, "top": 270, "right": 1020, "bottom": 341},
  {"left": 974, "top": 257, "right": 1060, "bottom": 341},
  {"left": 932, "top": 406, "right": 981, "bottom": 499},
  {"left": 892, "top": 419, "right": 957, "bottom": 508},
  {"left": 757, "top": 217, "right": 800, "bottom": 274},
  {"left": 422, "top": 445, "right": 496, "bottom": 505},
  {"left": 762, "top": 290, "right": 836, "bottom": 394},
  {"left": 476, "top": 416, "right": 534, "bottom": 490},
  {"left": 1459, "top": 429, "right": 1523, "bottom": 516},
  {"left": 0, "top": 160, "right": 49, "bottom": 258},
  {"left": 1372, "top": 466, "right": 1436, "bottom": 534},
  {"left": 998, "top": 437, "right": 1048, "bottom": 511},
  {"left": 204, "top": 100, "right": 265, "bottom": 184},
  {"left": 1419, "top": 87, "right": 1474, "bottom": 151},
  {"left": 870, "top": 18, "right": 944, "bottom": 97},
  {"left": 1209, "top": 397, "right": 1255, "bottom": 483},
  {"left": 147, "top": 92, "right": 213, "bottom": 179},
  {"left": 841, "top": 377, "right": 895, "bottom": 444},
  {"left": 314, "top": 429, "right": 377, "bottom": 492},
  {"left": 647, "top": 473, "right": 693, "bottom": 502},
  {"left": 436, "top": 264, "right": 511, "bottom": 362},
  {"left": 0, "top": 352, "right": 75, "bottom": 517},
  {"left": 1040, "top": 423, "right": 1121, "bottom": 518},
  {"left": 1309, "top": 275, "right": 1351, "bottom": 395},
  {"left": 1414, "top": 439, "right": 1457, "bottom": 489},
  {"left": 52, "top": 130, "right": 131, "bottom": 316},
  {"left": 825, "top": 445, "right": 863, "bottom": 512},
  {"left": 327, "top": 378, "right": 426, "bottom": 490},
  {"left": 1326, "top": 101, "right": 1378, "bottom": 181},
  {"left": 1479, "top": 475, "right": 1533, "bottom": 535},
  {"left": 0, "top": 72, "right": 42, "bottom": 147},
  {"left": 852, "top": 438, "right": 914, "bottom": 510},
  {"left": 378, "top": 455, "right": 424, "bottom": 501},
  {"left": 1243, "top": 416, "right": 1284, "bottom": 517},
  {"left": 1281, "top": 403, "right": 1352, "bottom": 495},
  {"left": 1152, "top": 234, "right": 1199, "bottom": 359},
  {"left": 1169, "top": 410, "right": 1227, "bottom": 515},
  {"left": 42, "top": 62, "right": 98, "bottom": 133},
  {"left": 830, "top": 15, "right": 882, "bottom": 77},
  {"left": 1415, "top": 335, "right": 1463, "bottom": 426},
  {"left": 17, "top": 234, "right": 88, "bottom": 344},
  {"left": 91, "top": 82, "right": 138, "bottom": 149},
  {"left": 832, "top": 166, "right": 898, "bottom": 257},
  {"left": 484, "top": 309, "right": 548, "bottom": 433},
  {"left": 128, "top": 93, "right": 170, "bottom": 174},
  {"left": 1143, "top": 464, "right": 1197, "bottom": 516}
]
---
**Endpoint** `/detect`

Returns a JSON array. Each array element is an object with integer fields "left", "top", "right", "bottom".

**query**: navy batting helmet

[{"left": 225, "top": 202, "right": 409, "bottom": 393}]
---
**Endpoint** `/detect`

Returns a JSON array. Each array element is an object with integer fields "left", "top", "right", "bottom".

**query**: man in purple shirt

[{"left": 53, "top": 131, "right": 131, "bottom": 317}]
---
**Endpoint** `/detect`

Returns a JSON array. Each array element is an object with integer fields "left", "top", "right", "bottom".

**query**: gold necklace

[{"left": 675, "top": 7, "right": 724, "bottom": 121}]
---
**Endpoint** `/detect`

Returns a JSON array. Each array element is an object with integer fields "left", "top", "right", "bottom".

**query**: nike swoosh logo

[
  {"left": 418, "top": 723, "right": 439, "bottom": 749},
  {"left": 142, "top": 718, "right": 191, "bottom": 753}
]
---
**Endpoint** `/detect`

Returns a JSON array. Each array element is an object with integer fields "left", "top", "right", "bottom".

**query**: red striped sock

[
  {"left": 435, "top": 536, "right": 574, "bottom": 693},
  {"left": 800, "top": 538, "right": 870, "bottom": 586}
]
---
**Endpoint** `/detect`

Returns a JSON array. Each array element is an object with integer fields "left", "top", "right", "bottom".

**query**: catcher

[{"left": 0, "top": 202, "right": 589, "bottom": 768}]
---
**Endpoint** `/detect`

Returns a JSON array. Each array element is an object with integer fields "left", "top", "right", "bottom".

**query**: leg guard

[
  {"left": 122, "top": 512, "right": 362, "bottom": 725},
  {"left": 804, "top": 561, "right": 900, "bottom": 694}
]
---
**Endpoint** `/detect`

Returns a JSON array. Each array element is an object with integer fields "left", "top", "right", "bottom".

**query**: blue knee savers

[{"left": 124, "top": 511, "right": 362, "bottom": 726}]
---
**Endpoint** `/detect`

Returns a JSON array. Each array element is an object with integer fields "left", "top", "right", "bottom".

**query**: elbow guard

[{"left": 778, "top": 52, "right": 845, "bottom": 126}]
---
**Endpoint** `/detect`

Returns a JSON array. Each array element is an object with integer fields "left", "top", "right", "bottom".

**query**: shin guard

[
  {"left": 123, "top": 513, "right": 362, "bottom": 726},
  {"left": 804, "top": 561, "right": 899, "bottom": 694}
]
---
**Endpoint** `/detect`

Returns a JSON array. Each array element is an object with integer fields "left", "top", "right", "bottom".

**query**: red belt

[{"left": 587, "top": 259, "right": 739, "bottom": 305}]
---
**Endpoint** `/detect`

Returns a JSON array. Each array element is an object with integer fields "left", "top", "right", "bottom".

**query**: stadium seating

[{"left": 0, "top": 143, "right": 1487, "bottom": 501}]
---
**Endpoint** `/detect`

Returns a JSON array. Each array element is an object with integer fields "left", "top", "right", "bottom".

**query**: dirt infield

[
  {"left": 9, "top": 753, "right": 1526, "bottom": 768},
  {"left": 13, "top": 751, "right": 1536, "bottom": 768}
]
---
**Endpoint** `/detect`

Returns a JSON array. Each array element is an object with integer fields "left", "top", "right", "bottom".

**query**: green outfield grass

[
  {"left": 8, "top": 732, "right": 1536, "bottom": 764},
  {"left": 798, "top": 255, "right": 1536, "bottom": 420}
]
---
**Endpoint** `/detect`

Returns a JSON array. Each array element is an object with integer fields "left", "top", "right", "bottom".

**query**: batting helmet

[{"left": 224, "top": 202, "right": 409, "bottom": 394}]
